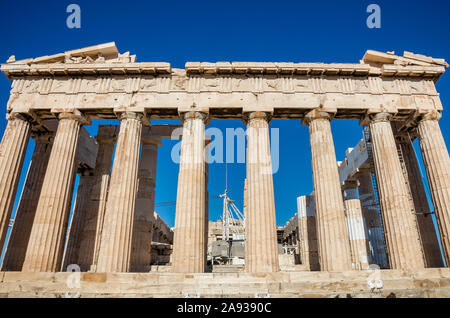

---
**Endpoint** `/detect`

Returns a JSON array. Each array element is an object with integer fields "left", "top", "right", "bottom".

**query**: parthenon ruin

[{"left": 0, "top": 42, "right": 449, "bottom": 297}]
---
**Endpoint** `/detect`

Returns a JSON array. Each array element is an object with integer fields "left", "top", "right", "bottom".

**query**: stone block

[
  {"left": 439, "top": 268, "right": 450, "bottom": 278},
  {"left": 413, "top": 278, "right": 441, "bottom": 289},
  {"left": 412, "top": 268, "right": 442, "bottom": 279},
  {"left": 2, "top": 272, "right": 55, "bottom": 282},
  {"left": 82, "top": 273, "right": 107, "bottom": 283},
  {"left": 438, "top": 278, "right": 450, "bottom": 288}
]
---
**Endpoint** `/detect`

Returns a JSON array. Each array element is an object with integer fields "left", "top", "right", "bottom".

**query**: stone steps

[{"left": 0, "top": 268, "right": 449, "bottom": 298}]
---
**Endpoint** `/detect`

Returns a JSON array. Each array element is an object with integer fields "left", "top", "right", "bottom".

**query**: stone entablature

[{"left": 2, "top": 43, "right": 448, "bottom": 122}]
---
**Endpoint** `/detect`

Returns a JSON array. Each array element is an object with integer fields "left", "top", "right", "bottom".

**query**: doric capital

[
  {"left": 6, "top": 112, "right": 33, "bottom": 123},
  {"left": 96, "top": 137, "right": 116, "bottom": 145},
  {"left": 402, "top": 110, "right": 441, "bottom": 130},
  {"left": 117, "top": 111, "right": 144, "bottom": 122},
  {"left": 141, "top": 126, "right": 164, "bottom": 146},
  {"left": 359, "top": 111, "right": 395, "bottom": 126},
  {"left": 96, "top": 125, "right": 120, "bottom": 144},
  {"left": 31, "top": 131, "right": 54, "bottom": 144},
  {"left": 77, "top": 166, "right": 94, "bottom": 177},
  {"left": 180, "top": 111, "right": 209, "bottom": 124},
  {"left": 302, "top": 109, "right": 332, "bottom": 125},
  {"left": 342, "top": 180, "right": 359, "bottom": 191},
  {"left": 369, "top": 112, "right": 392, "bottom": 123},
  {"left": 58, "top": 110, "right": 90, "bottom": 125},
  {"left": 342, "top": 180, "right": 359, "bottom": 201},
  {"left": 141, "top": 137, "right": 162, "bottom": 147},
  {"left": 355, "top": 168, "right": 373, "bottom": 178},
  {"left": 242, "top": 111, "right": 272, "bottom": 124},
  {"left": 420, "top": 110, "right": 441, "bottom": 122}
]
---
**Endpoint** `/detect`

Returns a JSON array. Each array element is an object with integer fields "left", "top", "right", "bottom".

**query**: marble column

[
  {"left": 0, "top": 113, "right": 31, "bottom": 251},
  {"left": 96, "top": 112, "right": 143, "bottom": 273},
  {"left": 304, "top": 110, "right": 352, "bottom": 271},
  {"left": 244, "top": 111, "right": 279, "bottom": 273},
  {"left": 343, "top": 182, "right": 370, "bottom": 270},
  {"left": 416, "top": 111, "right": 450, "bottom": 264},
  {"left": 357, "top": 169, "right": 389, "bottom": 268},
  {"left": 292, "top": 229, "right": 298, "bottom": 256},
  {"left": 204, "top": 141, "right": 210, "bottom": 269},
  {"left": 243, "top": 178, "right": 248, "bottom": 216},
  {"left": 297, "top": 195, "right": 319, "bottom": 271},
  {"left": 22, "top": 111, "right": 88, "bottom": 272},
  {"left": 396, "top": 133, "right": 443, "bottom": 268},
  {"left": 130, "top": 136, "right": 160, "bottom": 272},
  {"left": 77, "top": 126, "right": 117, "bottom": 271},
  {"left": 172, "top": 111, "right": 208, "bottom": 273},
  {"left": 369, "top": 112, "right": 425, "bottom": 270},
  {"left": 1, "top": 132, "right": 53, "bottom": 271},
  {"left": 62, "top": 168, "right": 94, "bottom": 270}
]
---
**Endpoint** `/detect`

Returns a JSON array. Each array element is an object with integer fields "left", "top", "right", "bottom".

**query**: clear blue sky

[{"left": 0, "top": 0, "right": 449, "bottom": 232}]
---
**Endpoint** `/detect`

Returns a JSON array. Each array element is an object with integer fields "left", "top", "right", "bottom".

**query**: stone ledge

[{"left": 0, "top": 268, "right": 449, "bottom": 298}]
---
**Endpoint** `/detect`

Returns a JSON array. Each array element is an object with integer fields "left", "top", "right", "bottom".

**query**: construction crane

[
  {"left": 218, "top": 162, "right": 245, "bottom": 242},
  {"left": 209, "top": 163, "right": 246, "bottom": 266},
  {"left": 218, "top": 189, "right": 245, "bottom": 242}
]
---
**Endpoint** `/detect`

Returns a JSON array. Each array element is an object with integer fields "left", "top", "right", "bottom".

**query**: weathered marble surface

[
  {"left": 2, "top": 43, "right": 447, "bottom": 121},
  {"left": 1, "top": 268, "right": 450, "bottom": 298}
]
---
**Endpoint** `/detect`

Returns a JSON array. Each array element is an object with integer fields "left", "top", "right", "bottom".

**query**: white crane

[
  {"left": 218, "top": 189, "right": 245, "bottom": 241},
  {"left": 218, "top": 163, "right": 245, "bottom": 242}
]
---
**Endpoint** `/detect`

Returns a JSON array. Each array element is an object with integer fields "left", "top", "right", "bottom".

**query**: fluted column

[
  {"left": 204, "top": 141, "right": 210, "bottom": 270},
  {"left": 0, "top": 113, "right": 31, "bottom": 251},
  {"left": 244, "top": 111, "right": 279, "bottom": 273},
  {"left": 62, "top": 168, "right": 94, "bottom": 270},
  {"left": 130, "top": 137, "right": 160, "bottom": 272},
  {"left": 297, "top": 195, "right": 319, "bottom": 270},
  {"left": 396, "top": 133, "right": 443, "bottom": 268},
  {"left": 243, "top": 178, "right": 248, "bottom": 216},
  {"left": 343, "top": 183, "right": 370, "bottom": 270},
  {"left": 369, "top": 112, "right": 425, "bottom": 270},
  {"left": 172, "top": 111, "right": 208, "bottom": 273},
  {"left": 357, "top": 169, "right": 389, "bottom": 268},
  {"left": 2, "top": 133, "right": 53, "bottom": 271},
  {"left": 304, "top": 110, "right": 352, "bottom": 271},
  {"left": 96, "top": 112, "right": 143, "bottom": 273},
  {"left": 77, "top": 126, "right": 117, "bottom": 271},
  {"left": 22, "top": 111, "right": 88, "bottom": 272},
  {"left": 416, "top": 111, "right": 450, "bottom": 264}
]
